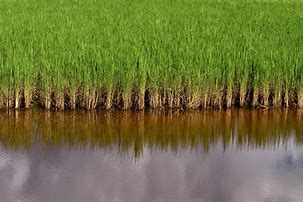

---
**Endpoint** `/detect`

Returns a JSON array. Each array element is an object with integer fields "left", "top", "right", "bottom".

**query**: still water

[{"left": 0, "top": 110, "right": 302, "bottom": 202}]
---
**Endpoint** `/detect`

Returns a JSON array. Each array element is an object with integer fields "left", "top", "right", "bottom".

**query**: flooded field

[{"left": 0, "top": 110, "right": 302, "bottom": 202}]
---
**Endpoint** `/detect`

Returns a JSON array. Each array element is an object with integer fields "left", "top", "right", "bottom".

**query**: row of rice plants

[{"left": 0, "top": 0, "right": 302, "bottom": 110}]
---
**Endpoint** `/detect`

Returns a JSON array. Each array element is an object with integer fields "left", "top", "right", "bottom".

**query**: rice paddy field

[{"left": 0, "top": 0, "right": 302, "bottom": 110}]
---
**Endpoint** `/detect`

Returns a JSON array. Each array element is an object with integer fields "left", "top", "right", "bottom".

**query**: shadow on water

[{"left": 0, "top": 109, "right": 302, "bottom": 158}]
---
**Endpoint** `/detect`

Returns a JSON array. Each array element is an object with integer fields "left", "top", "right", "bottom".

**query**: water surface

[{"left": 0, "top": 110, "right": 302, "bottom": 202}]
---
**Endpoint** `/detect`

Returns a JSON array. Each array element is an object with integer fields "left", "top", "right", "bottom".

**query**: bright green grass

[{"left": 0, "top": 0, "right": 302, "bottom": 108}]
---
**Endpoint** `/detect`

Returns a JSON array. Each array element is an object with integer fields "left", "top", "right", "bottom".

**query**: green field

[{"left": 0, "top": 0, "right": 302, "bottom": 110}]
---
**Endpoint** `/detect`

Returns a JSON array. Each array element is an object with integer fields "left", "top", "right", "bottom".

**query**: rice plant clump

[{"left": 0, "top": 0, "right": 302, "bottom": 110}]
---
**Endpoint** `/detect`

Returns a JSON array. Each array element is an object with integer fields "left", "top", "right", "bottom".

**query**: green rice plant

[{"left": 0, "top": 0, "right": 302, "bottom": 110}]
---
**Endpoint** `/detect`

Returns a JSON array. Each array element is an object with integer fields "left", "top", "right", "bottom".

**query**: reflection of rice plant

[
  {"left": 0, "top": 110, "right": 302, "bottom": 157},
  {"left": 0, "top": 0, "right": 302, "bottom": 110}
]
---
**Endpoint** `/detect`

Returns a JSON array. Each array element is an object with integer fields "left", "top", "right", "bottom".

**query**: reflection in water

[
  {"left": 0, "top": 109, "right": 302, "bottom": 154},
  {"left": 0, "top": 109, "right": 302, "bottom": 202}
]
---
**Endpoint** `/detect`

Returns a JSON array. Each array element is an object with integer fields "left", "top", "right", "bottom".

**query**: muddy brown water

[{"left": 0, "top": 109, "right": 302, "bottom": 202}]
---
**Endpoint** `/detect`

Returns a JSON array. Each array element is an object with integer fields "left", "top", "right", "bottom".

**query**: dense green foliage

[{"left": 0, "top": 0, "right": 302, "bottom": 109}]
